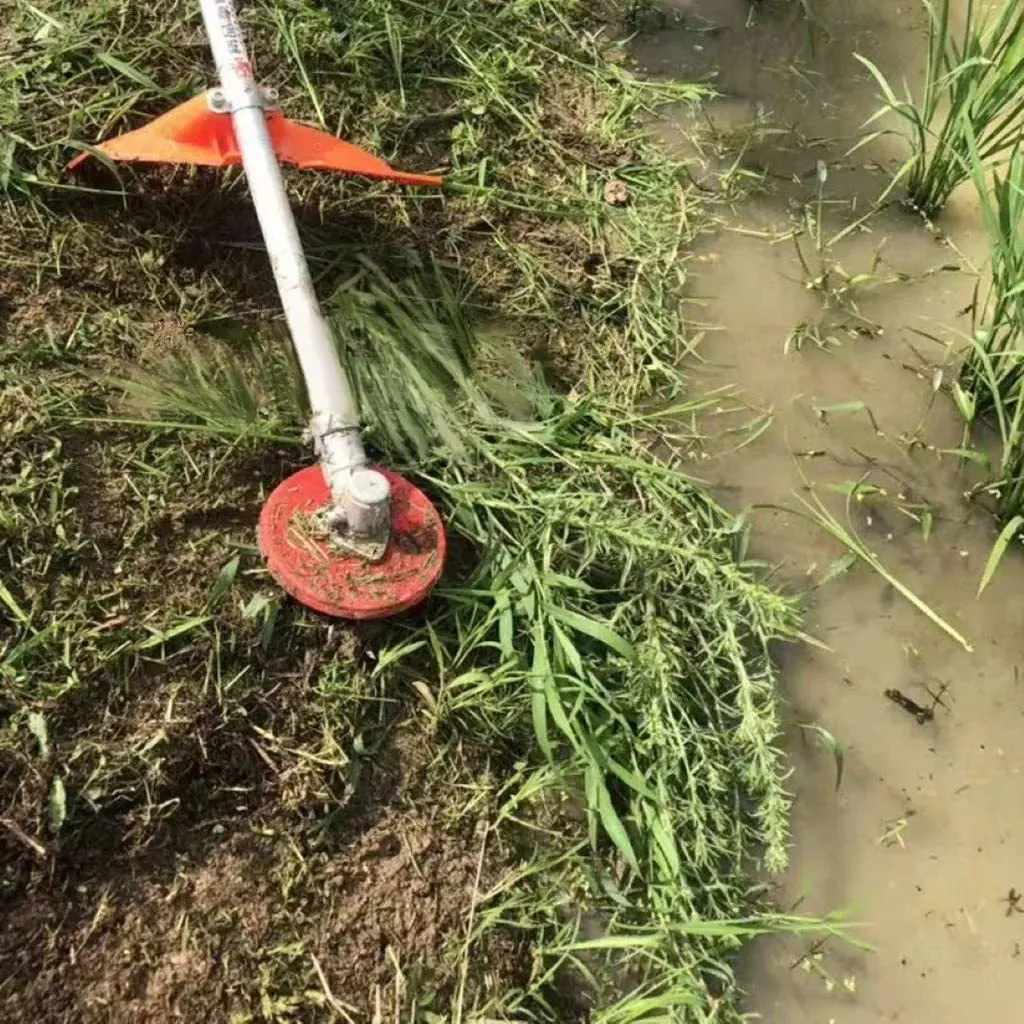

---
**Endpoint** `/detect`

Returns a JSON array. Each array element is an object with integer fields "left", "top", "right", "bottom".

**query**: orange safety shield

[{"left": 68, "top": 93, "right": 442, "bottom": 187}]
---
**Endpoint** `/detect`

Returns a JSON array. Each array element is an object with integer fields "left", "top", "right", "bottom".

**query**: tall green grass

[{"left": 856, "top": 0, "right": 1024, "bottom": 217}]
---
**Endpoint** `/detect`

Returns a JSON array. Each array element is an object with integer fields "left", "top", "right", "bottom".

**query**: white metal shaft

[{"left": 198, "top": 0, "right": 366, "bottom": 474}]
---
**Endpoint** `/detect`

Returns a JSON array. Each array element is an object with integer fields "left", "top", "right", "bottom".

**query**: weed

[
  {"left": 879, "top": 815, "right": 911, "bottom": 848},
  {"left": 784, "top": 319, "right": 839, "bottom": 354},
  {"left": 789, "top": 481, "right": 972, "bottom": 651},
  {"left": 798, "top": 723, "right": 844, "bottom": 793},
  {"left": 794, "top": 940, "right": 858, "bottom": 997},
  {"left": 787, "top": 161, "right": 896, "bottom": 335}
]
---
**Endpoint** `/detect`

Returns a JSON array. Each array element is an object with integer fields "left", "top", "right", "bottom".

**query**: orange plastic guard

[{"left": 67, "top": 94, "right": 442, "bottom": 187}]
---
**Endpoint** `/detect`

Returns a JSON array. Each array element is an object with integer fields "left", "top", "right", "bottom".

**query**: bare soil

[{"left": 1, "top": 727, "right": 524, "bottom": 1022}]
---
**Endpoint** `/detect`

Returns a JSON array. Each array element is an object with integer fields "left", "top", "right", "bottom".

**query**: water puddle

[{"left": 634, "top": 1, "right": 1024, "bottom": 1019}]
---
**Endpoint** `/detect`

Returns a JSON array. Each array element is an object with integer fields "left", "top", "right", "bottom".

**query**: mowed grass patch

[{"left": 1, "top": 1, "right": 819, "bottom": 1020}]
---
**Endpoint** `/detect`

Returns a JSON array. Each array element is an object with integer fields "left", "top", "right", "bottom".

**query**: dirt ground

[
  {"left": 635, "top": 0, "right": 1024, "bottom": 1019},
  {"left": 1, "top": 721, "right": 524, "bottom": 1021}
]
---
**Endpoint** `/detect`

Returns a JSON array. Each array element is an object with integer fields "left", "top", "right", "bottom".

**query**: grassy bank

[{"left": 1, "top": 1, "right": 813, "bottom": 1019}]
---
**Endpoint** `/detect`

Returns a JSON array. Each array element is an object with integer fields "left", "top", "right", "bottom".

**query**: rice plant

[
  {"left": 856, "top": 0, "right": 1024, "bottom": 217},
  {"left": 960, "top": 139, "right": 1024, "bottom": 412},
  {"left": 956, "top": 134, "right": 1024, "bottom": 529}
]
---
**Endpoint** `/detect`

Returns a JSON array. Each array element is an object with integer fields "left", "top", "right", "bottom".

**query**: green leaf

[
  {"left": 555, "top": 933, "right": 661, "bottom": 953},
  {"left": 583, "top": 763, "right": 599, "bottom": 851},
  {"left": 0, "top": 577, "right": 29, "bottom": 625},
  {"left": 208, "top": 556, "right": 240, "bottom": 607},
  {"left": 242, "top": 594, "right": 270, "bottom": 619},
  {"left": 549, "top": 606, "right": 636, "bottom": 660},
  {"left": 595, "top": 777, "right": 639, "bottom": 873},
  {"left": 27, "top": 711, "right": 49, "bottom": 760},
  {"left": 921, "top": 508, "right": 934, "bottom": 543},
  {"left": 495, "top": 588, "right": 515, "bottom": 660},
  {"left": 551, "top": 620, "right": 585, "bottom": 676},
  {"left": 647, "top": 807, "right": 682, "bottom": 877},
  {"left": 603, "top": 753, "right": 658, "bottom": 801},
  {"left": 410, "top": 679, "right": 437, "bottom": 713},
  {"left": 96, "top": 52, "right": 172, "bottom": 98},
  {"left": 978, "top": 515, "right": 1024, "bottom": 596},
  {"left": 22, "top": 2, "right": 64, "bottom": 31},
  {"left": 0, "top": 136, "right": 16, "bottom": 193},
  {"left": 372, "top": 639, "right": 426, "bottom": 675},
  {"left": 530, "top": 626, "right": 553, "bottom": 760},
  {"left": 815, "top": 400, "right": 866, "bottom": 416},
  {"left": 137, "top": 615, "right": 210, "bottom": 650},
  {"left": 581, "top": 732, "right": 658, "bottom": 801},
  {"left": 537, "top": 645, "right": 578, "bottom": 753},
  {"left": 951, "top": 380, "right": 976, "bottom": 423},
  {"left": 601, "top": 991, "right": 698, "bottom": 1017},
  {"left": 49, "top": 776, "right": 66, "bottom": 832},
  {"left": 854, "top": 54, "right": 904, "bottom": 111},
  {"left": 817, "top": 552, "right": 857, "bottom": 586},
  {"left": 799, "top": 723, "right": 844, "bottom": 792},
  {"left": 944, "top": 446, "right": 990, "bottom": 467},
  {"left": 259, "top": 600, "right": 279, "bottom": 650}
]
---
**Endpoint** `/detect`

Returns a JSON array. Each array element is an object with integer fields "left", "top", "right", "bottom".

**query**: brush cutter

[{"left": 71, "top": 0, "right": 446, "bottom": 620}]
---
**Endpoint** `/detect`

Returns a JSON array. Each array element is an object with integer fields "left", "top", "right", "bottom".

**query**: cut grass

[
  {"left": 792, "top": 483, "right": 972, "bottom": 651},
  {"left": 856, "top": 0, "right": 1024, "bottom": 217},
  {"left": 123, "top": 259, "right": 813, "bottom": 1016},
  {"left": 1, "top": 0, "right": 817, "bottom": 1019}
]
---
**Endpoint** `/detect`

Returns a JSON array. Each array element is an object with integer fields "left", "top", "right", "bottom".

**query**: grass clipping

[{"left": 129, "top": 274, "right": 808, "bottom": 1018}]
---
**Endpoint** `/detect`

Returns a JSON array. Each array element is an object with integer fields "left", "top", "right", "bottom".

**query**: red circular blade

[{"left": 258, "top": 465, "right": 445, "bottom": 620}]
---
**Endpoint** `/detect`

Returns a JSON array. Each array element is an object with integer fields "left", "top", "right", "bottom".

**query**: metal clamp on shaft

[
  {"left": 312, "top": 414, "right": 392, "bottom": 561},
  {"left": 206, "top": 84, "right": 280, "bottom": 114}
]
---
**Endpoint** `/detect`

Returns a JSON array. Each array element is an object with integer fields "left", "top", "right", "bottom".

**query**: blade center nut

[{"left": 345, "top": 468, "right": 392, "bottom": 539}]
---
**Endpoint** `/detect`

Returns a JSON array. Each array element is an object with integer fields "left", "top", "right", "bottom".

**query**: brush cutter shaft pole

[
  {"left": 198, "top": 0, "right": 364, "bottom": 466},
  {"left": 230, "top": 110, "right": 360, "bottom": 429}
]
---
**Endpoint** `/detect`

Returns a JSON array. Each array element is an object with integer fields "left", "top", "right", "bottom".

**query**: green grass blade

[
  {"left": 794, "top": 491, "right": 973, "bottom": 651},
  {"left": 548, "top": 606, "right": 636, "bottom": 660},
  {"left": 977, "top": 515, "right": 1024, "bottom": 594}
]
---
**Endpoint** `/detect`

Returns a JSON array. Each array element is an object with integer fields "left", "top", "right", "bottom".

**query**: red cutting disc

[{"left": 258, "top": 465, "right": 446, "bottom": 620}]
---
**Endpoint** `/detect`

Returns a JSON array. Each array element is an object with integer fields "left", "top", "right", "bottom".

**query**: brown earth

[{"left": 1, "top": 726, "right": 527, "bottom": 1022}]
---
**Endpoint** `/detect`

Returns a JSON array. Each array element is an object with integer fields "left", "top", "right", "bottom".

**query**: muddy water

[{"left": 634, "top": 1, "right": 1024, "bottom": 1021}]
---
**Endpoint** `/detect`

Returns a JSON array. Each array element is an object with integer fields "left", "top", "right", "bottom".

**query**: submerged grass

[
  {"left": 1, "top": 0, "right": 810, "bottom": 1018},
  {"left": 856, "top": 0, "right": 1024, "bottom": 217}
]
